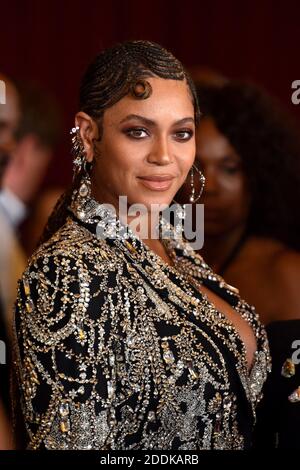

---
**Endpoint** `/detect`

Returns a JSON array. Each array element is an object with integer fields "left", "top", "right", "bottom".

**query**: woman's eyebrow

[
  {"left": 119, "top": 114, "right": 155, "bottom": 126},
  {"left": 119, "top": 114, "right": 195, "bottom": 127},
  {"left": 174, "top": 117, "right": 195, "bottom": 125}
]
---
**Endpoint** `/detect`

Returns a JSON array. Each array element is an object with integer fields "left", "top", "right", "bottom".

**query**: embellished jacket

[{"left": 13, "top": 197, "right": 271, "bottom": 450}]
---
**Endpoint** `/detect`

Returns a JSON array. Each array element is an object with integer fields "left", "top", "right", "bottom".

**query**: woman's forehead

[{"left": 103, "top": 78, "right": 194, "bottom": 124}]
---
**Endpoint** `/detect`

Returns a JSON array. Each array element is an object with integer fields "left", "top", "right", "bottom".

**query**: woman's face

[
  {"left": 90, "top": 77, "right": 196, "bottom": 211},
  {"left": 196, "top": 117, "right": 251, "bottom": 236}
]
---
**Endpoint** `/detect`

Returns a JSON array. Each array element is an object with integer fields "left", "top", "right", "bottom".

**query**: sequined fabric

[{"left": 13, "top": 195, "right": 271, "bottom": 450}]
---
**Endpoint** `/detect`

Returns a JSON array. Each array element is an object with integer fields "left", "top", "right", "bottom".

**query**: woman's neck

[
  {"left": 91, "top": 181, "right": 161, "bottom": 240},
  {"left": 200, "top": 225, "right": 247, "bottom": 273}
]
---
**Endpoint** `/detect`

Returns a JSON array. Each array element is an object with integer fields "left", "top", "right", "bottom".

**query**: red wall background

[{"left": 1, "top": 0, "right": 300, "bottom": 187}]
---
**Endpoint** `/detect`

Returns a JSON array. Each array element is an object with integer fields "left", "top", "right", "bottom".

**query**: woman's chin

[
  {"left": 126, "top": 194, "right": 174, "bottom": 211},
  {"left": 203, "top": 220, "right": 225, "bottom": 236}
]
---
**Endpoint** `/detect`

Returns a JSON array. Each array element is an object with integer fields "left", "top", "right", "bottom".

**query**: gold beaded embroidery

[{"left": 13, "top": 200, "right": 271, "bottom": 450}]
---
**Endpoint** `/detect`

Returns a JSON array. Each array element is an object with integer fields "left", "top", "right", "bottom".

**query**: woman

[
  {"left": 190, "top": 81, "right": 300, "bottom": 448},
  {"left": 13, "top": 41, "right": 270, "bottom": 450}
]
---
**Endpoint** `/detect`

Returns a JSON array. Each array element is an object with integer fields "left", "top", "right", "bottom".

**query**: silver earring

[
  {"left": 74, "top": 164, "right": 93, "bottom": 222},
  {"left": 70, "top": 127, "right": 93, "bottom": 220},
  {"left": 70, "top": 126, "right": 86, "bottom": 175},
  {"left": 78, "top": 167, "right": 91, "bottom": 198},
  {"left": 76, "top": 177, "right": 91, "bottom": 221},
  {"left": 189, "top": 164, "right": 205, "bottom": 203}
]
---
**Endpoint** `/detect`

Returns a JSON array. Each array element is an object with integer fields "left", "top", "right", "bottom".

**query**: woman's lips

[{"left": 137, "top": 175, "right": 175, "bottom": 191}]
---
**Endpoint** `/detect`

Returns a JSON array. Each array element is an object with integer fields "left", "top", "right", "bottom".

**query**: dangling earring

[
  {"left": 189, "top": 164, "right": 205, "bottom": 203},
  {"left": 70, "top": 126, "right": 86, "bottom": 177},
  {"left": 76, "top": 165, "right": 92, "bottom": 221},
  {"left": 70, "top": 126, "right": 93, "bottom": 221},
  {"left": 78, "top": 160, "right": 91, "bottom": 198},
  {"left": 72, "top": 159, "right": 93, "bottom": 222}
]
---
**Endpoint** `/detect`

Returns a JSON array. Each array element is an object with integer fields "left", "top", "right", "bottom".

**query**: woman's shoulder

[
  {"left": 266, "top": 243, "right": 300, "bottom": 321},
  {"left": 29, "top": 218, "right": 94, "bottom": 258},
  {"left": 244, "top": 236, "right": 300, "bottom": 283},
  {"left": 271, "top": 246, "right": 300, "bottom": 274},
  {"left": 234, "top": 236, "right": 300, "bottom": 322},
  {"left": 245, "top": 235, "right": 286, "bottom": 259},
  {"left": 15, "top": 219, "right": 126, "bottom": 335},
  {"left": 18, "top": 218, "right": 121, "bottom": 306},
  {"left": 27, "top": 217, "right": 114, "bottom": 269}
]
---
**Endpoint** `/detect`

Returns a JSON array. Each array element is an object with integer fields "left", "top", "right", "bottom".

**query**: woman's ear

[{"left": 75, "top": 112, "right": 99, "bottom": 162}]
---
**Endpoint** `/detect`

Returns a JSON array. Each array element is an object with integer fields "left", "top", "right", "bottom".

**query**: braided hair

[{"left": 39, "top": 40, "right": 199, "bottom": 245}]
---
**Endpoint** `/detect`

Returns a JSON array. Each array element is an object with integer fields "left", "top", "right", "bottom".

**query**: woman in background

[{"left": 188, "top": 81, "right": 300, "bottom": 448}]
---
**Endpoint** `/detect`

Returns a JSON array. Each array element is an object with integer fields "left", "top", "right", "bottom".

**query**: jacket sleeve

[{"left": 14, "top": 247, "right": 123, "bottom": 450}]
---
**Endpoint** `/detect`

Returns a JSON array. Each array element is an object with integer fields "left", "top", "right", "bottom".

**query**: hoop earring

[{"left": 189, "top": 164, "right": 205, "bottom": 203}]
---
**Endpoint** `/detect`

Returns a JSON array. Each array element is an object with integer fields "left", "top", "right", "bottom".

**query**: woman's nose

[{"left": 147, "top": 137, "right": 173, "bottom": 165}]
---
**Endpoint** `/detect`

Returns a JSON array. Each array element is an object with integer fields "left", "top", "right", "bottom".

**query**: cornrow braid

[
  {"left": 79, "top": 40, "right": 199, "bottom": 124},
  {"left": 39, "top": 40, "right": 199, "bottom": 246}
]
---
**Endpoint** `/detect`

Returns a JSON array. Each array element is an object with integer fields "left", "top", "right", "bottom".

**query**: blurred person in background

[
  {"left": 177, "top": 81, "right": 300, "bottom": 448},
  {"left": 187, "top": 65, "right": 228, "bottom": 88},
  {"left": 0, "top": 79, "right": 61, "bottom": 449},
  {"left": 0, "top": 81, "right": 61, "bottom": 330},
  {"left": 0, "top": 72, "right": 20, "bottom": 450},
  {"left": 0, "top": 74, "right": 19, "bottom": 180},
  {"left": 22, "top": 186, "right": 65, "bottom": 256}
]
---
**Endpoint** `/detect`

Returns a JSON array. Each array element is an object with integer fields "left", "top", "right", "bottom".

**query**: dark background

[{"left": 1, "top": 0, "right": 299, "bottom": 187}]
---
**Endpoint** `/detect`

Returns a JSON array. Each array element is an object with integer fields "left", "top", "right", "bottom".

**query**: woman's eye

[
  {"left": 125, "top": 128, "right": 148, "bottom": 139},
  {"left": 223, "top": 166, "right": 239, "bottom": 174},
  {"left": 174, "top": 130, "right": 194, "bottom": 141}
]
